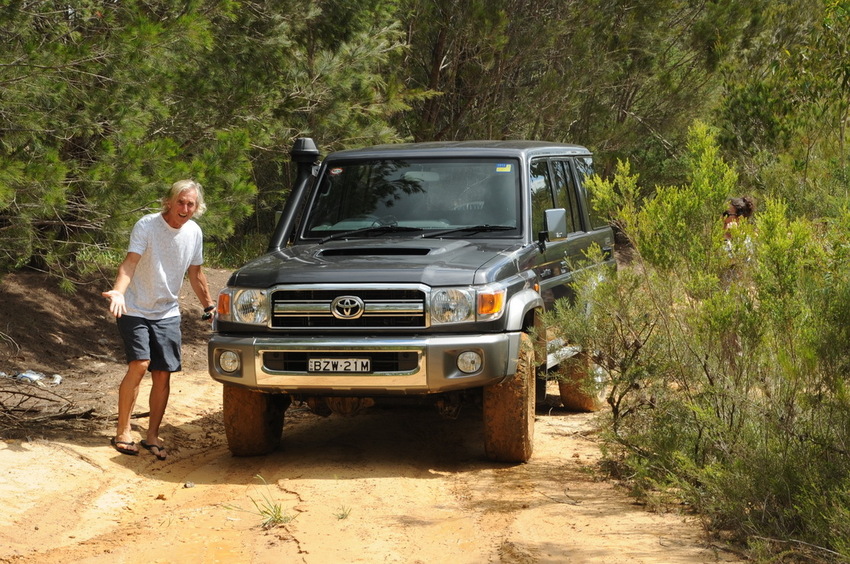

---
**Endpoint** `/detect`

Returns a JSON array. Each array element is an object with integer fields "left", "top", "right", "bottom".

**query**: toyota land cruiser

[{"left": 208, "top": 138, "right": 614, "bottom": 462}]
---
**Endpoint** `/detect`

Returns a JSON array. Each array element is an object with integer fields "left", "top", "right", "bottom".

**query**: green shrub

[
  {"left": 205, "top": 233, "right": 269, "bottom": 270},
  {"left": 549, "top": 122, "right": 850, "bottom": 561}
]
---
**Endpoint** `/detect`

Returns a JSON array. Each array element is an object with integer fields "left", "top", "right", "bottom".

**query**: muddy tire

[
  {"left": 222, "top": 384, "right": 291, "bottom": 456},
  {"left": 558, "top": 351, "right": 604, "bottom": 412},
  {"left": 483, "top": 332, "right": 535, "bottom": 462}
]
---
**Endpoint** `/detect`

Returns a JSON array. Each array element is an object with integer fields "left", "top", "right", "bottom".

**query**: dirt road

[
  {"left": 0, "top": 267, "right": 740, "bottom": 562},
  {"left": 0, "top": 366, "right": 742, "bottom": 563}
]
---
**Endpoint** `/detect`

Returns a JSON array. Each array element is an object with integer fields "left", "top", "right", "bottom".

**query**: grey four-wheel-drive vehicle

[{"left": 208, "top": 139, "right": 615, "bottom": 462}]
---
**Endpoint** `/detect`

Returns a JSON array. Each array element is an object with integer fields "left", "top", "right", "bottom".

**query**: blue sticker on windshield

[
  {"left": 495, "top": 164, "right": 512, "bottom": 173},
  {"left": 330, "top": 167, "right": 343, "bottom": 176}
]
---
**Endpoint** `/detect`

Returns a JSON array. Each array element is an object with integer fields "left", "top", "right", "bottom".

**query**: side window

[
  {"left": 575, "top": 156, "right": 606, "bottom": 230},
  {"left": 529, "top": 159, "right": 554, "bottom": 236},
  {"left": 553, "top": 160, "right": 581, "bottom": 233}
]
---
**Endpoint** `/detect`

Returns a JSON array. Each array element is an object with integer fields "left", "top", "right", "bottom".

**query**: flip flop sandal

[
  {"left": 111, "top": 437, "right": 139, "bottom": 456},
  {"left": 141, "top": 440, "right": 167, "bottom": 461}
]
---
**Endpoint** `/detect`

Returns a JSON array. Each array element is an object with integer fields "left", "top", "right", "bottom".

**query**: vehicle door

[{"left": 529, "top": 156, "right": 613, "bottom": 311}]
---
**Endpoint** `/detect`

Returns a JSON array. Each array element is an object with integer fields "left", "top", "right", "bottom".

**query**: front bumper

[{"left": 208, "top": 332, "right": 522, "bottom": 395}]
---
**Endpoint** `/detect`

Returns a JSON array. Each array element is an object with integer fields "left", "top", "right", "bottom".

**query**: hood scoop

[{"left": 320, "top": 247, "right": 432, "bottom": 257}]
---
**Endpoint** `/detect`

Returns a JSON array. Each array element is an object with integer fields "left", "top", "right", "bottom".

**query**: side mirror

[
  {"left": 544, "top": 208, "right": 568, "bottom": 240},
  {"left": 538, "top": 208, "right": 568, "bottom": 252}
]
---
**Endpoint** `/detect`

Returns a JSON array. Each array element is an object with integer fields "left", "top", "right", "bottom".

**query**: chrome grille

[{"left": 271, "top": 288, "right": 426, "bottom": 328}]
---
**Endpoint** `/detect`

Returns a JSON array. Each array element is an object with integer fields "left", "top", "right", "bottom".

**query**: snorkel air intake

[{"left": 267, "top": 137, "right": 321, "bottom": 252}]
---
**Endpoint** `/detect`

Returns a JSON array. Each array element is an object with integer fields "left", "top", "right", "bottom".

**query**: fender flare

[{"left": 504, "top": 289, "right": 544, "bottom": 332}]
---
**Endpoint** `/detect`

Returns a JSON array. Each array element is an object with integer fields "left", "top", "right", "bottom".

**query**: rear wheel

[
  {"left": 222, "top": 384, "right": 291, "bottom": 456},
  {"left": 483, "top": 332, "right": 535, "bottom": 462},
  {"left": 558, "top": 351, "right": 605, "bottom": 412}
]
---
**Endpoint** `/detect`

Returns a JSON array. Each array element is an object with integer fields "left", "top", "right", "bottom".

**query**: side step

[{"left": 546, "top": 338, "right": 581, "bottom": 370}]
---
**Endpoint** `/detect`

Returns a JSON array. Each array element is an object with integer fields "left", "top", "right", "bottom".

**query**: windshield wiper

[
  {"left": 319, "top": 225, "right": 423, "bottom": 244},
  {"left": 421, "top": 225, "right": 515, "bottom": 238}
]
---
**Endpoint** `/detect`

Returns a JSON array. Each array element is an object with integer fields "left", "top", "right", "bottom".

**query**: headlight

[
  {"left": 233, "top": 289, "right": 269, "bottom": 325},
  {"left": 431, "top": 285, "right": 507, "bottom": 324},
  {"left": 431, "top": 288, "right": 475, "bottom": 324}
]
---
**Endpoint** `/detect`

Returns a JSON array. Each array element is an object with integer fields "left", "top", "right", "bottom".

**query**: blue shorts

[{"left": 116, "top": 315, "right": 182, "bottom": 372}]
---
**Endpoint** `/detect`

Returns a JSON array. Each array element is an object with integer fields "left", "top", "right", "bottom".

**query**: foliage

[
  {"left": 716, "top": 0, "right": 850, "bottom": 218},
  {"left": 1, "top": 0, "right": 816, "bottom": 275},
  {"left": 222, "top": 474, "right": 297, "bottom": 530},
  {"left": 589, "top": 122, "right": 734, "bottom": 272},
  {"left": 4, "top": 0, "right": 844, "bottom": 276},
  {"left": 548, "top": 124, "right": 850, "bottom": 560},
  {"left": 2, "top": 0, "right": 850, "bottom": 557},
  {"left": 334, "top": 505, "right": 352, "bottom": 520},
  {"left": 0, "top": 0, "right": 411, "bottom": 275},
  {"left": 397, "top": 0, "right": 767, "bottom": 184}
]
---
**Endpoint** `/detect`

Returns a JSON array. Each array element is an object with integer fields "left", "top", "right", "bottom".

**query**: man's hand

[
  {"left": 101, "top": 290, "right": 127, "bottom": 318},
  {"left": 202, "top": 303, "right": 216, "bottom": 323}
]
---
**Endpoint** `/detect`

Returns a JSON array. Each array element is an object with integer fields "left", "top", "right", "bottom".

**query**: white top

[{"left": 124, "top": 212, "right": 204, "bottom": 320}]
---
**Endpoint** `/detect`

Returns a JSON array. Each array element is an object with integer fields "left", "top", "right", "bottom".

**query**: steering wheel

[
  {"left": 353, "top": 214, "right": 397, "bottom": 227},
  {"left": 349, "top": 214, "right": 398, "bottom": 227}
]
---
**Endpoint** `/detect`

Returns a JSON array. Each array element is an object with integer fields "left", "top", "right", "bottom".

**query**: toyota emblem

[{"left": 331, "top": 295, "right": 365, "bottom": 319}]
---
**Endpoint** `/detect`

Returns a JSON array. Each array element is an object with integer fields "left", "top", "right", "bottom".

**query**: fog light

[
  {"left": 219, "top": 350, "right": 240, "bottom": 373},
  {"left": 457, "top": 351, "right": 482, "bottom": 374}
]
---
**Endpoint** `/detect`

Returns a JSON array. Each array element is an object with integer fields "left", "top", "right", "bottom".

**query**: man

[{"left": 102, "top": 179, "right": 216, "bottom": 460}]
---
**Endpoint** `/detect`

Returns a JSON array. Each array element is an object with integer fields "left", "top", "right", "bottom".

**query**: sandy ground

[
  {"left": 0, "top": 374, "right": 743, "bottom": 563},
  {"left": 0, "top": 267, "right": 743, "bottom": 563}
]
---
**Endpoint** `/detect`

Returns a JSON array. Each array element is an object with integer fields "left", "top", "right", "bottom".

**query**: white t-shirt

[{"left": 124, "top": 212, "right": 204, "bottom": 320}]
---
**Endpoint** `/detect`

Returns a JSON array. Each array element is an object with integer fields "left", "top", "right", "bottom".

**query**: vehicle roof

[{"left": 324, "top": 140, "right": 591, "bottom": 160}]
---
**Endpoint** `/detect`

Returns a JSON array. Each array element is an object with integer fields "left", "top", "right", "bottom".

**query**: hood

[{"left": 227, "top": 237, "right": 525, "bottom": 288}]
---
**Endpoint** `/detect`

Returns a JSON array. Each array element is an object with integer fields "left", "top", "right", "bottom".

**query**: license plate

[{"left": 308, "top": 358, "right": 371, "bottom": 373}]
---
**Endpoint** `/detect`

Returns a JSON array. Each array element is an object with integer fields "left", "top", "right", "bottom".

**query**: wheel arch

[
  {"left": 505, "top": 288, "right": 545, "bottom": 368},
  {"left": 504, "top": 288, "right": 543, "bottom": 333}
]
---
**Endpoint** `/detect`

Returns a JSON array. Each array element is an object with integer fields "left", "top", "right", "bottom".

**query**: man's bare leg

[
  {"left": 143, "top": 369, "right": 171, "bottom": 459},
  {"left": 113, "top": 359, "right": 150, "bottom": 453}
]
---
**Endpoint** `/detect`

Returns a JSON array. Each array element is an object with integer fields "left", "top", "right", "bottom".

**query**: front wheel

[
  {"left": 482, "top": 332, "right": 535, "bottom": 462},
  {"left": 222, "top": 384, "right": 291, "bottom": 456}
]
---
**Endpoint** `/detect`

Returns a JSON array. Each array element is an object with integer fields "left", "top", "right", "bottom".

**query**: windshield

[{"left": 301, "top": 157, "right": 521, "bottom": 239}]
